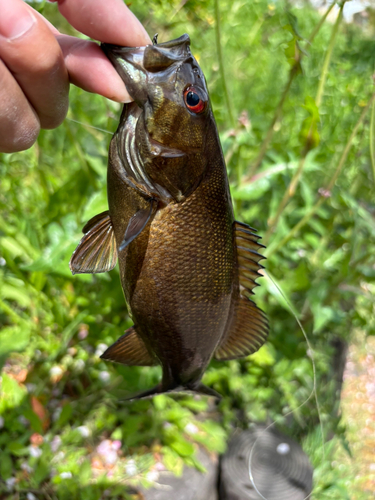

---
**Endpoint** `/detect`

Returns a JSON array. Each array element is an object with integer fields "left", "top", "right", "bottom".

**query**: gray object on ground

[
  {"left": 220, "top": 426, "right": 313, "bottom": 500},
  {"left": 139, "top": 448, "right": 218, "bottom": 500}
]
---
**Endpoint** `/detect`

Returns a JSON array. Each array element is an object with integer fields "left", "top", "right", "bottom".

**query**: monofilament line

[
  {"left": 66, "top": 117, "right": 113, "bottom": 135},
  {"left": 248, "top": 271, "right": 324, "bottom": 500}
]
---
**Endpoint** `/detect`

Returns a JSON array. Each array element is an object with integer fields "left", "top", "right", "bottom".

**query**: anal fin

[
  {"left": 101, "top": 326, "right": 156, "bottom": 366},
  {"left": 70, "top": 211, "right": 117, "bottom": 275},
  {"left": 215, "top": 296, "right": 269, "bottom": 361}
]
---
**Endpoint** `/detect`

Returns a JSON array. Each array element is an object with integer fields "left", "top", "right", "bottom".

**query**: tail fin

[
  {"left": 121, "top": 383, "right": 221, "bottom": 401},
  {"left": 121, "top": 384, "right": 162, "bottom": 401},
  {"left": 194, "top": 383, "right": 222, "bottom": 400}
]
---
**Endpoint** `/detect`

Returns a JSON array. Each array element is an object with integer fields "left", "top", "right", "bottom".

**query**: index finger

[{"left": 51, "top": 0, "right": 151, "bottom": 46}]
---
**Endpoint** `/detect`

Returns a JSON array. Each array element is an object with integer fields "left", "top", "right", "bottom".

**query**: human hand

[{"left": 0, "top": 0, "right": 151, "bottom": 153}]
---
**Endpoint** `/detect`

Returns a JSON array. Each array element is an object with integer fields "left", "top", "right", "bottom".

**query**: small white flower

[
  {"left": 77, "top": 426, "right": 90, "bottom": 438},
  {"left": 97, "top": 440, "right": 111, "bottom": 455},
  {"left": 146, "top": 471, "right": 159, "bottom": 482},
  {"left": 53, "top": 407, "right": 62, "bottom": 422},
  {"left": 97, "top": 439, "right": 118, "bottom": 465},
  {"left": 50, "top": 436, "right": 62, "bottom": 452},
  {"left": 26, "top": 383, "right": 36, "bottom": 393},
  {"left": 6, "top": 477, "right": 16, "bottom": 490},
  {"left": 95, "top": 343, "right": 108, "bottom": 357},
  {"left": 50, "top": 366, "right": 63, "bottom": 379},
  {"left": 60, "top": 472, "right": 72, "bottom": 479},
  {"left": 29, "top": 446, "right": 42, "bottom": 458},
  {"left": 18, "top": 415, "right": 29, "bottom": 426},
  {"left": 112, "top": 440, "right": 121, "bottom": 451},
  {"left": 52, "top": 451, "right": 65, "bottom": 463},
  {"left": 74, "top": 359, "right": 85, "bottom": 371},
  {"left": 184, "top": 423, "right": 199, "bottom": 434},
  {"left": 99, "top": 371, "right": 110, "bottom": 383},
  {"left": 125, "top": 459, "right": 137, "bottom": 476},
  {"left": 78, "top": 326, "right": 89, "bottom": 340},
  {"left": 27, "top": 493, "right": 37, "bottom": 500},
  {"left": 105, "top": 450, "right": 117, "bottom": 465},
  {"left": 0, "top": 257, "right": 6, "bottom": 266},
  {"left": 0, "top": 416, "right": 4, "bottom": 428},
  {"left": 20, "top": 462, "right": 33, "bottom": 473}
]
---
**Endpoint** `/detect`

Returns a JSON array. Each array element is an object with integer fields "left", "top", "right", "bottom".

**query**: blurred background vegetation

[{"left": 1, "top": 0, "right": 375, "bottom": 498}]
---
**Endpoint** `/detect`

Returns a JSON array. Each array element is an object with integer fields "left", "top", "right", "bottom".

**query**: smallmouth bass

[{"left": 70, "top": 34, "right": 268, "bottom": 399}]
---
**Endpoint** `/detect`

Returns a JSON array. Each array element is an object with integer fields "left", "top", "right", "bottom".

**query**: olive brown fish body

[{"left": 70, "top": 34, "right": 268, "bottom": 399}]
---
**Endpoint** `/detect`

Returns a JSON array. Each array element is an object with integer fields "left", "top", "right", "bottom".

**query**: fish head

[{"left": 103, "top": 35, "right": 213, "bottom": 203}]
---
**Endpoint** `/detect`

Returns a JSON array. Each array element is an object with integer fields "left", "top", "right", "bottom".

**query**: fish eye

[{"left": 184, "top": 87, "right": 206, "bottom": 114}]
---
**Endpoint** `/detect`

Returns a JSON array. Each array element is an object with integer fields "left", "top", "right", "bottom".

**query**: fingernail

[
  {"left": 121, "top": 97, "right": 134, "bottom": 104},
  {"left": 0, "top": 0, "right": 36, "bottom": 40}
]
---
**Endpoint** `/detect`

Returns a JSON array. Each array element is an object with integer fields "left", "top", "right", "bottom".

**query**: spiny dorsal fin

[
  {"left": 235, "top": 220, "right": 266, "bottom": 297},
  {"left": 215, "top": 297, "right": 268, "bottom": 361},
  {"left": 119, "top": 199, "right": 156, "bottom": 251},
  {"left": 100, "top": 326, "right": 156, "bottom": 366},
  {"left": 70, "top": 211, "right": 117, "bottom": 275}
]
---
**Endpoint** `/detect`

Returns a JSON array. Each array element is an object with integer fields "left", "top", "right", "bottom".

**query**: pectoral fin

[
  {"left": 215, "top": 221, "right": 268, "bottom": 361},
  {"left": 101, "top": 326, "right": 156, "bottom": 366},
  {"left": 70, "top": 211, "right": 117, "bottom": 275},
  {"left": 119, "top": 199, "right": 156, "bottom": 251}
]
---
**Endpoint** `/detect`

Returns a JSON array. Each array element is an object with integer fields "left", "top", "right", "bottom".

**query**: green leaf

[
  {"left": 0, "top": 373, "right": 27, "bottom": 412},
  {"left": 7, "top": 442, "right": 29, "bottom": 457},
  {"left": 56, "top": 403, "right": 73, "bottom": 428},
  {"left": 0, "top": 325, "right": 31, "bottom": 358},
  {"left": 33, "top": 458, "right": 50, "bottom": 486},
  {"left": 169, "top": 437, "right": 195, "bottom": 457},
  {"left": 0, "top": 452, "right": 13, "bottom": 479}
]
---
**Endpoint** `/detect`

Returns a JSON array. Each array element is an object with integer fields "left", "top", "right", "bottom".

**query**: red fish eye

[{"left": 184, "top": 87, "right": 206, "bottom": 114}]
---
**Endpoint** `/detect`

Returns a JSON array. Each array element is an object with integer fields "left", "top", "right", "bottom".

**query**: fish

[{"left": 69, "top": 34, "right": 268, "bottom": 399}]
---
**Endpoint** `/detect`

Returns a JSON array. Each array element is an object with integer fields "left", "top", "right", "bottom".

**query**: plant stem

[
  {"left": 315, "top": 2, "right": 344, "bottom": 108},
  {"left": 370, "top": 96, "right": 375, "bottom": 186},
  {"left": 244, "top": 1, "right": 337, "bottom": 180},
  {"left": 307, "top": 1, "right": 336, "bottom": 45},
  {"left": 246, "top": 65, "right": 298, "bottom": 181},
  {"left": 266, "top": 91, "right": 375, "bottom": 259},
  {"left": 263, "top": 3, "right": 345, "bottom": 243},
  {"left": 263, "top": 146, "right": 308, "bottom": 245},
  {"left": 214, "top": 0, "right": 235, "bottom": 128}
]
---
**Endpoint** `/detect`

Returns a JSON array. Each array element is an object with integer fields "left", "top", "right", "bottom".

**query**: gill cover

[{"left": 102, "top": 35, "right": 211, "bottom": 203}]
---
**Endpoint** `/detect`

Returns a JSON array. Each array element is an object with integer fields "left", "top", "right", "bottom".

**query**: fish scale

[{"left": 69, "top": 34, "right": 269, "bottom": 399}]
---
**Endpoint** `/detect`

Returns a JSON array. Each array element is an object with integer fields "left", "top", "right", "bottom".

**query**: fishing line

[
  {"left": 66, "top": 117, "right": 113, "bottom": 135},
  {"left": 248, "top": 270, "right": 325, "bottom": 500}
]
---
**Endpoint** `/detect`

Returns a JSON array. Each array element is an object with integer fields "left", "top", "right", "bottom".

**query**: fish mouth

[{"left": 101, "top": 34, "right": 192, "bottom": 107}]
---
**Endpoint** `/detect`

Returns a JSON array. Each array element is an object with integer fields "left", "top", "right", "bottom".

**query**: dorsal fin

[
  {"left": 235, "top": 221, "right": 266, "bottom": 298},
  {"left": 101, "top": 326, "right": 156, "bottom": 366},
  {"left": 215, "top": 297, "right": 268, "bottom": 361},
  {"left": 214, "top": 220, "right": 268, "bottom": 361},
  {"left": 70, "top": 211, "right": 117, "bottom": 275}
]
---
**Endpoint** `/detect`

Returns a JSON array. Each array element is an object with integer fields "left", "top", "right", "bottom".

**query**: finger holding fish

[
  {"left": 0, "top": 0, "right": 69, "bottom": 152},
  {"left": 0, "top": 0, "right": 150, "bottom": 153},
  {"left": 52, "top": 0, "right": 152, "bottom": 103}
]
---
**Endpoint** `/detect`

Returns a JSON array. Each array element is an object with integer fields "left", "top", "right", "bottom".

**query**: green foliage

[{"left": 1, "top": 1, "right": 375, "bottom": 499}]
